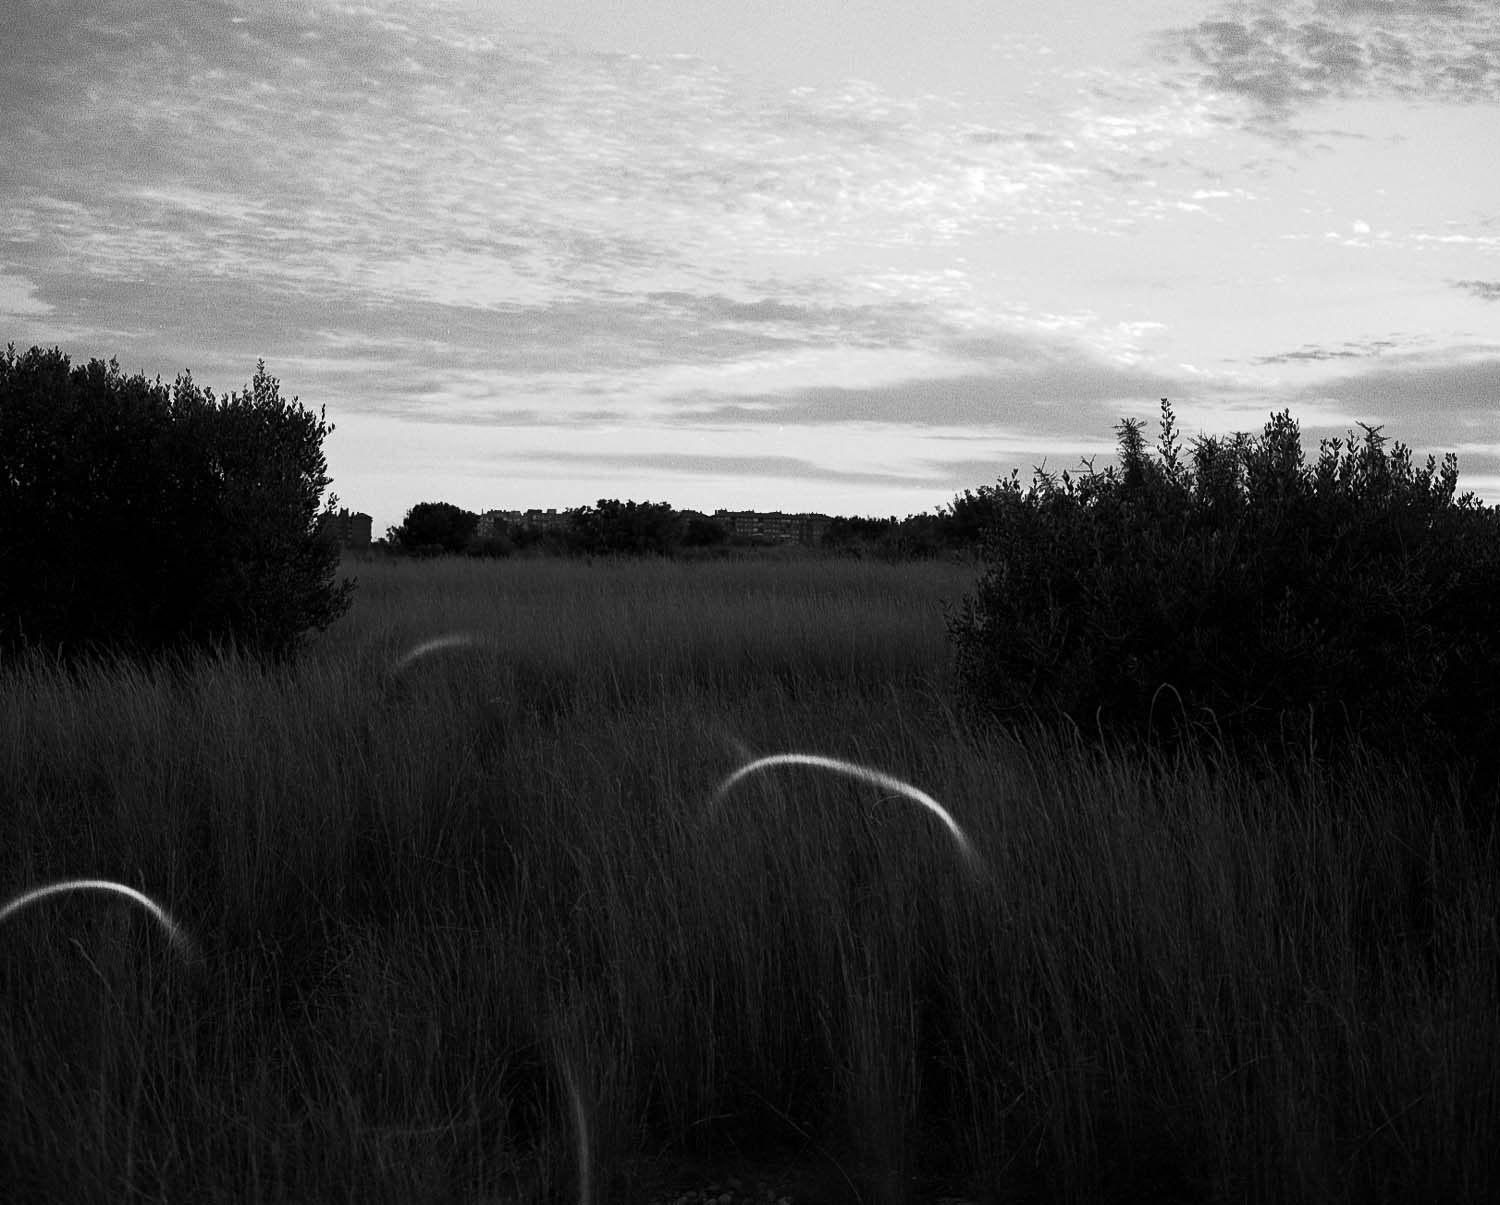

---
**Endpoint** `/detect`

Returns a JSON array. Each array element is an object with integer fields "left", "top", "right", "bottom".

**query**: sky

[{"left": 3, "top": 0, "right": 1498, "bottom": 538}]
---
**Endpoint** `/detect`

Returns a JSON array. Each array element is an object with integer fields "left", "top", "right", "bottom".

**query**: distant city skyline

[{"left": 3, "top": 0, "right": 1497, "bottom": 539}]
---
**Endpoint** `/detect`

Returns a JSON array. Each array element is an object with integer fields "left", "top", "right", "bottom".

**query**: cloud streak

[{"left": 1456, "top": 279, "right": 1500, "bottom": 302}]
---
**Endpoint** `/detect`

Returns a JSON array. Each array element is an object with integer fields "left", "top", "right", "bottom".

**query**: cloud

[
  {"left": 1253, "top": 336, "right": 1399, "bottom": 364},
  {"left": 515, "top": 449, "right": 944, "bottom": 491},
  {"left": 679, "top": 359, "right": 1189, "bottom": 434},
  {"left": 1157, "top": 0, "right": 1500, "bottom": 126},
  {"left": 641, "top": 291, "right": 935, "bottom": 348},
  {"left": 1455, "top": 279, "right": 1500, "bottom": 302},
  {"left": 2, "top": 0, "right": 1072, "bottom": 300},
  {"left": 0, "top": 271, "right": 52, "bottom": 317},
  {"left": 1298, "top": 350, "right": 1500, "bottom": 410},
  {"left": 1284, "top": 352, "right": 1500, "bottom": 480},
  {"left": 4, "top": 0, "right": 1267, "bottom": 351}
]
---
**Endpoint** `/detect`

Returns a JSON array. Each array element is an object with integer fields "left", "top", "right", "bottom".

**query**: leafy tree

[
  {"left": 948, "top": 398, "right": 1500, "bottom": 814},
  {"left": 388, "top": 501, "right": 478, "bottom": 554},
  {"left": 566, "top": 499, "right": 683, "bottom": 556},
  {"left": 682, "top": 513, "right": 730, "bottom": 548},
  {"left": 937, "top": 490, "right": 1004, "bottom": 551},
  {"left": 0, "top": 346, "right": 353, "bottom": 662}
]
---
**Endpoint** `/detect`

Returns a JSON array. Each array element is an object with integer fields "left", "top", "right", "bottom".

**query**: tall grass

[{"left": 1, "top": 553, "right": 1495, "bottom": 1202}]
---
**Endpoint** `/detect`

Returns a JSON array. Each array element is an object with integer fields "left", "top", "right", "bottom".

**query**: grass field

[{"left": 2, "top": 553, "right": 1496, "bottom": 1203}]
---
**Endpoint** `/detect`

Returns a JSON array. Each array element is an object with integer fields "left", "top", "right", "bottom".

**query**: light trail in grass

[
  {"left": 389, "top": 632, "right": 487, "bottom": 675},
  {"left": 710, "top": 753, "right": 987, "bottom": 881},
  {"left": 0, "top": 877, "right": 198, "bottom": 959}
]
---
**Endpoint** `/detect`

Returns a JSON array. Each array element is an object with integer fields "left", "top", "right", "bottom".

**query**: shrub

[
  {"left": 565, "top": 498, "right": 684, "bottom": 556},
  {"left": 682, "top": 512, "right": 730, "bottom": 549},
  {"left": 948, "top": 399, "right": 1500, "bottom": 809},
  {"left": 0, "top": 346, "right": 354, "bottom": 663},
  {"left": 387, "top": 501, "right": 479, "bottom": 554}
]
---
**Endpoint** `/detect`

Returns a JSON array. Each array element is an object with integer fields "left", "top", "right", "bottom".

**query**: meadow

[{"left": 1, "top": 553, "right": 1495, "bottom": 1203}]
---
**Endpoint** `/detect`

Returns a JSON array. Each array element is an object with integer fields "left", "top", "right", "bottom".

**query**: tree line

[{"left": 383, "top": 496, "right": 1003, "bottom": 560}]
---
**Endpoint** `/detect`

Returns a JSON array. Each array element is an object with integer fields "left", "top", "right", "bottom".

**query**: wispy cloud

[
  {"left": 0, "top": 271, "right": 51, "bottom": 318},
  {"left": 1157, "top": 0, "right": 1500, "bottom": 130},
  {"left": 517, "top": 448, "right": 946, "bottom": 491},
  {"left": 4, "top": 1, "right": 1092, "bottom": 303},
  {"left": 3, "top": 0, "right": 1212, "bottom": 424},
  {"left": 1254, "top": 336, "right": 1400, "bottom": 364},
  {"left": 681, "top": 343, "right": 1191, "bottom": 433},
  {"left": 5, "top": 0, "right": 1497, "bottom": 523}
]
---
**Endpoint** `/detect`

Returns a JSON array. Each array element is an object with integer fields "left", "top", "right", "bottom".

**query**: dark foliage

[
  {"left": 944, "top": 486, "right": 1010, "bottom": 548},
  {"left": 681, "top": 512, "right": 730, "bottom": 548},
  {"left": 379, "top": 499, "right": 999, "bottom": 562},
  {"left": 948, "top": 398, "right": 1500, "bottom": 810},
  {"left": 565, "top": 498, "right": 684, "bottom": 556},
  {"left": 819, "top": 508, "right": 991, "bottom": 561},
  {"left": 0, "top": 345, "right": 353, "bottom": 663},
  {"left": 821, "top": 514, "right": 899, "bottom": 557},
  {"left": 387, "top": 501, "right": 479, "bottom": 554}
]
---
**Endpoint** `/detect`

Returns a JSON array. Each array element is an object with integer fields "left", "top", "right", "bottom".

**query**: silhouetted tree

[
  {"left": 567, "top": 499, "right": 683, "bottom": 556},
  {"left": 682, "top": 513, "right": 730, "bottom": 548},
  {"left": 388, "top": 501, "right": 479, "bottom": 554},
  {"left": 942, "top": 487, "right": 1008, "bottom": 550},
  {"left": 0, "top": 346, "right": 353, "bottom": 662}
]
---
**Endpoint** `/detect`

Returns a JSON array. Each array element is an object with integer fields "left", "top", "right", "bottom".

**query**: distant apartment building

[
  {"left": 475, "top": 508, "right": 570, "bottom": 537},
  {"left": 318, "top": 507, "right": 372, "bottom": 550},
  {"left": 475, "top": 509, "right": 524, "bottom": 539},
  {"left": 522, "top": 507, "right": 569, "bottom": 533},
  {"left": 713, "top": 509, "right": 830, "bottom": 546}
]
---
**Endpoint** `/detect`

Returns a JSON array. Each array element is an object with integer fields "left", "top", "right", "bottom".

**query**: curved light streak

[
  {"left": 710, "top": 752, "right": 986, "bottom": 880},
  {"left": 0, "top": 878, "right": 197, "bottom": 960}
]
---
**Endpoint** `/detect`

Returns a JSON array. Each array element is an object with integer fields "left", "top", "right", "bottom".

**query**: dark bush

[
  {"left": 387, "top": 501, "right": 478, "bottom": 554},
  {"left": 948, "top": 398, "right": 1500, "bottom": 809},
  {"left": 820, "top": 509, "right": 992, "bottom": 561},
  {"left": 0, "top": 345, "right": 353, "bottom": 663},
  {"left": 942, "top": 486, "right": 1010, "bottom": 550},
  {"left": 565, "top": 498, "right": 684, "bottom": 556},
  {"left": 682, "top": 513, "right": 730, "bottom": 549}
]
